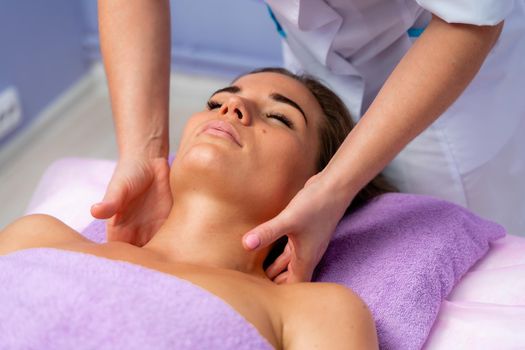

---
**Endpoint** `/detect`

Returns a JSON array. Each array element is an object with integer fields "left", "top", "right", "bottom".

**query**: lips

[{"left": 200, "top": 120, "right": 242, "bottom": 147}]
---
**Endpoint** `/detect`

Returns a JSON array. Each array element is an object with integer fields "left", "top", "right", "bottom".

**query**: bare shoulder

[
  {"left": 0, "top": 214, "right": 90, "bottom": 255},
  {"left": 278, "top": 282, "right": 378, "bottom": 350}
]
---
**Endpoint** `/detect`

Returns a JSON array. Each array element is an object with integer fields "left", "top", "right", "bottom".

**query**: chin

[
  {"left": 182, "top": 142, "right": 230, "bottom": 168},
  {"left": 170, "top": 143, "right": 244, "bottom": 195}
]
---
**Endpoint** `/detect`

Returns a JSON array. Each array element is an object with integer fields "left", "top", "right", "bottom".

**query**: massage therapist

[{"left": 91, "top": 0, "right": 525, "bottom": 284}]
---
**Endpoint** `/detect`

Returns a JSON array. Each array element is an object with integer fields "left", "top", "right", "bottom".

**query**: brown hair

[{"left": 242, "top": 67, "right": 396, "bottom": 210}]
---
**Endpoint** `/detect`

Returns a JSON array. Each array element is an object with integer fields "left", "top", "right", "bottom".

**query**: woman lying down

[{"left": 0, "top": 68, "right": 395, "bottom": 349}]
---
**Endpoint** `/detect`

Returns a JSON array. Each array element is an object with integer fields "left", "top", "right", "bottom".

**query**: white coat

[{"left": 266, "top": 0, "right": 525, "bottom": 235}]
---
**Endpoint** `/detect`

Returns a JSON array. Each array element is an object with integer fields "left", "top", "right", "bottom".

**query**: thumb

[
  {"left": 242, "top": 215, "right": 292, "bottom": 252},
  {"left": 90, "top": 185, "right": 128, "bottom": 219}
]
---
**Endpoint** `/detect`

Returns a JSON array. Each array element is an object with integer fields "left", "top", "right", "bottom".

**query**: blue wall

[
  {"left": 83, "top": 0, "right": 283, "bottom": 76},
  {"left": 170, "top": 0, "right": 283, "bottom": 75},
  {"left": 0, "top": 0, "right": 89, "bottom": 148},
  {"left": 0, "top": 0, "right": 282, "bottom": 149}
]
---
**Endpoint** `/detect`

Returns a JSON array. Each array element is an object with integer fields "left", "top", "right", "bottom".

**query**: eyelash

[
  {"left": 267, "top": 113, "right": 294, "bottom": 128},
  {"left": 206, "top": 100, "right": 294, "bottom": 129},
  {"left": 207, "top": 100, "right": 221, "bottom": 110}
]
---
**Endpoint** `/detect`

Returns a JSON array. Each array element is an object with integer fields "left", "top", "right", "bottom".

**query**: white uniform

[{"left": 266, "top": 0, "right": 525, "bottom": 235}]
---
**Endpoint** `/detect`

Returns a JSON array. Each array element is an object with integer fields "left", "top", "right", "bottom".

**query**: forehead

[{"left": 233, "top": 72, "right": 323, "bottom": 123}]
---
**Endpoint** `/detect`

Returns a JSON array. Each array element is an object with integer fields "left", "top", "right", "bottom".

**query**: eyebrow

[
  {"left": 209, "top": 85, "right": 308, "bottom": 125},
  {"left": 269, "top": 92, "right": 307, "bottom": 125},
  {"left": 210, "top": 85, "right": 241, "bottom": 97}
]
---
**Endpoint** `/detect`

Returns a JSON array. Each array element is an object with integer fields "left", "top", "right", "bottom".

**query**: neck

[{"left": 142, "top": 192, "right": 272, "bottom": 279}]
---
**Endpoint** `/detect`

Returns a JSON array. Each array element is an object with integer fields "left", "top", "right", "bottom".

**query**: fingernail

[{"left": 245, "top": 234, "right": 260, "bottom": 250}]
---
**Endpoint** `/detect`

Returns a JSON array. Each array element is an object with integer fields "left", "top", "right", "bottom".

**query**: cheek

[
  {"left": 256, "top": 135, "right": 314, "bottom": 192},
  {"left": 275, "top": 131, "right": 317, "bottom": 175}
]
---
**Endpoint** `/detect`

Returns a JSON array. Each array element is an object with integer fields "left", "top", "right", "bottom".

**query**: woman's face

[{"left": 171, "top": 72, "right": 324, "bottom": 220}]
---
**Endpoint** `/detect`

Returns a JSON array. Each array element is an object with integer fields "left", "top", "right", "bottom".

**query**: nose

[{"left": 219, "top": 96, "right": 250, "bottom": 125}]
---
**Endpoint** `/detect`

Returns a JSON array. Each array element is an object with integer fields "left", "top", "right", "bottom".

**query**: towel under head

[{"left": 314, "top": 193, "right": 505, "bottom": 349}]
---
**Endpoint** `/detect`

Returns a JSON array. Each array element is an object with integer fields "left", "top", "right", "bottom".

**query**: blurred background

[{"left": 0, "top": 0, "right": 282, "bottom": 228}]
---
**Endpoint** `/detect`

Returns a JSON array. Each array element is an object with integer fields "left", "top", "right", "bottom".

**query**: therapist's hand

[
  {"left": 242, "top": 173, "right": 351, "bottom": 284},
  {"left": 90, "top": 157, "right": 173, "bottom": 246}
]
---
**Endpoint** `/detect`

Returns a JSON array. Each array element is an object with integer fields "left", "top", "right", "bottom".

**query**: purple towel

[
  {"left": 313, "top": 193, "right": 505, "bottom": 349},
  {"left": 0, "top": 249, "right": 273, "bottom": 350}
]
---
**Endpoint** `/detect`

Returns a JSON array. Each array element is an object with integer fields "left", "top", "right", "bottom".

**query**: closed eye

[
  {"left": 267, "top": 113, "right": 294, "bottom": 129},
  {"left": 207, "top": 100, "right": 222, "bottom": 110}
]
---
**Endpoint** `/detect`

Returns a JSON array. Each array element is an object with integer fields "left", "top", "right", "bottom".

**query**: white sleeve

[{"left": 415, "top": 0, "right": 515, "bottom": 25}]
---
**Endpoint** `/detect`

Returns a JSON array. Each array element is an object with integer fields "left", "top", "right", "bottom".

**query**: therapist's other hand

[
  {"left": 242, "top": 173, "right": 350, "bottom": 284},
  {"left": 90, "top": 157, "right": 173, "bottom": 246}
]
